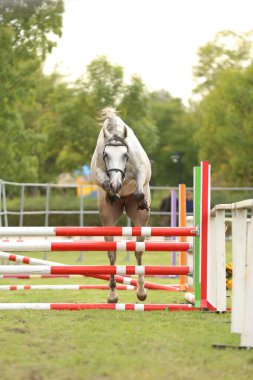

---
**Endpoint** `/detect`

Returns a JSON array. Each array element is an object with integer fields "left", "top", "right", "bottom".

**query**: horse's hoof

[
  {"left": 137, "top": 199, "right": 149, "bottom": 211},
  {"left": 137, "top": 292, "right": 147, "bottom": 301},
  {"left": 107, "top": 296, "right": 119, "bottom": 304}
]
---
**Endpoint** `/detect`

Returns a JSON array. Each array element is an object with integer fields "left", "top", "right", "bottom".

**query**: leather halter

[{"left": 103, "top": 136, "right": 129, "bottom": 179}]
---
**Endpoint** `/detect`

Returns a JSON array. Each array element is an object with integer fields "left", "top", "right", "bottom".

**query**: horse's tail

[{"left": 98, "top": 107, "right": 117, "bottom": 123}]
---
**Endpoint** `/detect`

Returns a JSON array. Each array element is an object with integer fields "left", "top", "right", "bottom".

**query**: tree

[
  {"left": 0, "top": 0, "right": 63, "bottom": 60},
  {"left": 120, "top": 75, "right": 158, "bottom": 155},
  {"left": 149, "top": 91, "right": 198, "bottom": 185},
  {"left": 196, "top": 65, "right": 253, "bottom": 186},
  {"left": 193, "top": 30, "right": 253, "bottom": 97},
  {"left": 0, "top": 0, "right": 64, "bottom": 181},
  {"left": 84, "top": 55, "right": 124, "bottom": 110},
  {"left": 192, "top": 29, "right": 253, "bottom": 186},
  {"left": 73, "top": 58, "right": 159, "bottom": 170}
]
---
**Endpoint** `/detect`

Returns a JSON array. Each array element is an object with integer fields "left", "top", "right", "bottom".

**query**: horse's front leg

[
  {"left": 134, "top": 170, "right": 149, "bottom": 211},
  {"left": 135, "top": 236, "right": 147, "bottom": 301},
  {"left": 125, "top": 193, "right": 150, "bottom": 301},
  {"left": 98, "top": 193, "right": 124, "bottom": 303},
  {"left": 106, "top": 236, "right": 118, "bottom": 303},
  {"left": 95, "top": 168, "right": 120, "bottom": 203}
]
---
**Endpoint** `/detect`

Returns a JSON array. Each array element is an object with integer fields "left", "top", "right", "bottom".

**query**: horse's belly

[{"left": 120, "top": 180, "right": 136, "bottom": 196}]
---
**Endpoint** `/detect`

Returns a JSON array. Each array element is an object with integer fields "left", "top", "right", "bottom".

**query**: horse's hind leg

[
  {"left": 135, "top": 235, "right": 147, "bottom": 301},
  {"left": 106, "top": 239, "right": 118, "bottom": 303},
  {"left": 98, "top": 190, "right": 124, "bottom": 303},
  {"left": 125, "top": 192, "right": 150, "bottom": 301}
]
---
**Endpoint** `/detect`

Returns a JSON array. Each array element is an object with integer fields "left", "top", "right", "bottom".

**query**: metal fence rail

[{"left": 0, "top": 179, "right": 253, "bottom": 228}]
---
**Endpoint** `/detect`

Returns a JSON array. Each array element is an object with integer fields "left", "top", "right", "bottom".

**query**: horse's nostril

[{"left": 110, "top": 180, "right": 122, "bottom": 194}]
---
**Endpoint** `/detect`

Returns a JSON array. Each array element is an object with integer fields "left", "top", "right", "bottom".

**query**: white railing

[{"left": 211, "top": 199, "right": 253, "bottom": 348}]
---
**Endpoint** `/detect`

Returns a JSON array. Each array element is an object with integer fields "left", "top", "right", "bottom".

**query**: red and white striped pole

[
  {"left": 0, "top": 251, "right": 62, "bottom": 266},
  {"left": 0, "top": 284, "right": 135, "bottom": 291},
  {"left": 0, "top": 303, "right": 197, "bottom": 311},
  {"left": 0, "top": 265, "right": 193, "bottom": 276},
  {"left": 0, "top": 240, "right": 192, "bottom": 252},
  {"left": 0, "top": 226, "right": 197, "bottom": 237},
  {"left": 0, "top": 252, "right": 182, "bottom": 291}
]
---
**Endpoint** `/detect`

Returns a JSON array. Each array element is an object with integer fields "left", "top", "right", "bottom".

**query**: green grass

[{"left": 0, "top": 245, "right": 252, "bottom": 380}]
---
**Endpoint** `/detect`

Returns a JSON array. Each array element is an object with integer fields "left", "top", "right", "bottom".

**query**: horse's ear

[
  {"left": 123, "top": 124, "right": 127, "bottom": 139},
  {"left": 103, "top": 126, "right": 111, "bottom": 140}
]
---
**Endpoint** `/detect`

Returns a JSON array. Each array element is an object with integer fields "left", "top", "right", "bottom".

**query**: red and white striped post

[{"left": 200, "top": 161, "right": 211, "bottom": 309}]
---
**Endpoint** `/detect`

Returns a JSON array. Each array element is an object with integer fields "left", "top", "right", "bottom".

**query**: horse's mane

[
  {"left": 98, "top": 107, "right": 117, "bottom": 122},
  {"left": 99, "top": 107, "right": 126, "bottom": 139}
]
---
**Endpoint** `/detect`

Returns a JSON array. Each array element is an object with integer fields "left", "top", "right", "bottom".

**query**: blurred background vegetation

[{"left": 1, "top": 0, "right": 253, "bottom": 189}]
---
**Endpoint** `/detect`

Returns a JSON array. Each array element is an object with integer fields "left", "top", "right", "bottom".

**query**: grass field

[{"left": 0, "top": 244, "right": 252, "bottom": 380}]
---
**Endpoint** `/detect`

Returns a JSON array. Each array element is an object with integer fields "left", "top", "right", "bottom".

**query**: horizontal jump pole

[
  {"left": 0, "top": 303, "right": 197, "bottom": 311},
  {"left": 0, "top": 274, "right": 80, "bottom": 279},
  {"left": 0, "top": 226, "right": 198, "bottom": 237},
  {"left": 0, "top": 284, "right": 135, "bottom": 291},
  {"left": 91, "top": 274, "right": 183, "bottom": 291},
  {"left": 0, "top": 273, "right": 181, "bottom": 292},
  {"left": 0, "top": 240, "right": 192, "bottom": 252},
  {"left": 0, "top": 252, "right": 183, "bottom": 291},
  {"left": 0, "top": 265, "right": 192, "bottom": 276},
  {"left": 0, "top": 251, "right": 63, "bottom": 266}
]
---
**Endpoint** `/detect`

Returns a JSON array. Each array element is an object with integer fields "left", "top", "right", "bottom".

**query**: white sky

[{"left": 43, "top": 0, "right": 253, "bottom": 104}]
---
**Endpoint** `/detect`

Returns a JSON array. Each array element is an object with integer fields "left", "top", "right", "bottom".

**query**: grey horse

[{"left": 90, "top": 107, "right": 151, "bottom": 303}]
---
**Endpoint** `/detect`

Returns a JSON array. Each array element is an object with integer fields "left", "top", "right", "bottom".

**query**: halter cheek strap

[{"left": 103, "top": 136, "right": 129, "bottom": 179}]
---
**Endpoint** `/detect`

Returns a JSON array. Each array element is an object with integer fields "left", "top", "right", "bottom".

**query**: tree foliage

[
  {"left": 2, "top": 11, "right": 253, "bottom": 188},
  {"left": 0, "top": 0, "right": 64, "bottom": 181},
  {"left": 84, "top": 55, "right": 124, "bottom": 110},
  {"left": 193, "top": 30, "right": 253, "bottom": 96},
  {"left": 120, "top": 75, "right": 158, "bottom": 155},
  {"left": 196, "top": 65, "right": 253, "bottom": 185},
  {"left": 193, "top": 29, "right": 253, "bottom": 185},
  {"left": 149, "top": 91, "right": 199, "bottom": 185}
]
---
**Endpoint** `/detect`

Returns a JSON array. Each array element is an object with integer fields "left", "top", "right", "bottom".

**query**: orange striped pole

[{"left": 179, "top": 184, "right": 186, "bottom": 290}]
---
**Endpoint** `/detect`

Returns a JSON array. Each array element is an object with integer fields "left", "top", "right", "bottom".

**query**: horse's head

[{"left": 103, "top": 136, "right": 129, "bottom": 194}]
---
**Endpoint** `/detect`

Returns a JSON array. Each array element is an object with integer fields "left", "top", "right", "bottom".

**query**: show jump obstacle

[{"left": 0, "top": 161, "right": 224, "bottom": 312}]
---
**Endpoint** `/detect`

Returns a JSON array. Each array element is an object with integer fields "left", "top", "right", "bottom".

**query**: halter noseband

[{"left": 103, "top": 136, "right": 129, "bottom": 179}]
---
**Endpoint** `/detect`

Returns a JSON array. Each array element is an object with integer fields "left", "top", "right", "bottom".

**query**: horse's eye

[{"left": 124, "top": 153, "right": 129, "bottom": 158}]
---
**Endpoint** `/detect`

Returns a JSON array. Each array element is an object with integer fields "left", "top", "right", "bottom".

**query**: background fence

[
  {"left": 0, "top": 179, "right": 252, "bottom": 228},
  {"left": 0, "top": 180, "right": 253, "bottom": 226}
]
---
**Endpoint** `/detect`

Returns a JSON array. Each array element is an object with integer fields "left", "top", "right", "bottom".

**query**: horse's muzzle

[{"left": 109, "top": 171, "right": 122, "bottom": 193}]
